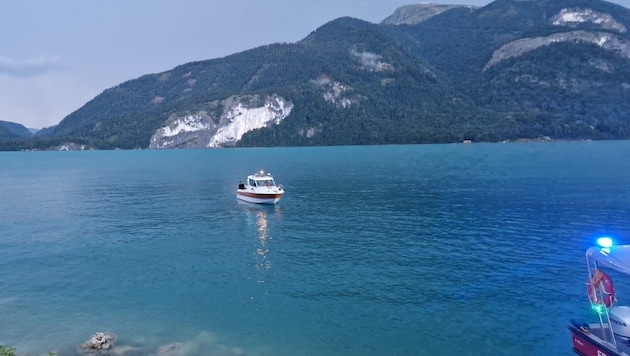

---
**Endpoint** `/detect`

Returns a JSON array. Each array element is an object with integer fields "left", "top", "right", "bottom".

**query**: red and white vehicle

[{"left": 236, "top": 171, "right": 284, "bottom": 205}]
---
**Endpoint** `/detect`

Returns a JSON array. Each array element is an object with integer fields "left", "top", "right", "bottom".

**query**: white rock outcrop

[
  {"left": 149, "top": 94, "right": 293, "bottom": 149},
  {"left": 484, "top": 31, "right": 630, "bottom": 71}
]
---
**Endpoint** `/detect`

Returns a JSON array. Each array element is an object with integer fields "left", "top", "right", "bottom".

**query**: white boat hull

[{"left": 236, "top": 190, "right": 283, "bottom": 204}]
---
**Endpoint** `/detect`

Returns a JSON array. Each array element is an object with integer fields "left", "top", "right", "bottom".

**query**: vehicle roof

[
  {"left": 248, "top": 173, "right": 274, "bottom": 180},
  {"left": 587, "top": 245, "right": 630, "bottom": 274}
]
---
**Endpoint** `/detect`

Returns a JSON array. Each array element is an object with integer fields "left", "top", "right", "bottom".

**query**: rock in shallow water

[{"left": 78, "top": 332, "right": 117, "bottom": 355}]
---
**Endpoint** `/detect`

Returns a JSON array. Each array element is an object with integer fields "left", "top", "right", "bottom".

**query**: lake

[{"left": 1, "top": 141, "right": 630, "bottom": 355}]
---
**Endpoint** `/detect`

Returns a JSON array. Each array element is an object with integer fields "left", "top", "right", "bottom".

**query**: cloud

[{"left": 0, "top": 54, "right": 63, "bottom": 78}]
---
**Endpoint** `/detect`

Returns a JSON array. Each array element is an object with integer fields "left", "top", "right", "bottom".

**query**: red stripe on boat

[{"left": 237, "top": 192, "right": 283, "bottom": 199}]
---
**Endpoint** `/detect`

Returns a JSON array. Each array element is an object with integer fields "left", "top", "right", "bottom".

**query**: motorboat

[
  {"left": 568, "top": 237, "right": 630, "bottom": 355},
  {"left": 236, "top": 171, "right": 284, "bottom": 204}
]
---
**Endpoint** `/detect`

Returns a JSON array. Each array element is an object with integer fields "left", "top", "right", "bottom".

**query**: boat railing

[{"left": 586, "top": 261, "right": 618, "bottom": 350}]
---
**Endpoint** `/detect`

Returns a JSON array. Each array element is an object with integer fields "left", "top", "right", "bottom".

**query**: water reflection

[
  {"left": 238, "top": 202, "right": 282, "bottom": 283},
  {"left": 254, "top": 210, "right": 271, "bottom": 280}
]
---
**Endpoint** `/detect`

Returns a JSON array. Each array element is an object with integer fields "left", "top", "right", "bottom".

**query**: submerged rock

[{"left": 155, "top": 342, "right": 183, "bottom": 356}]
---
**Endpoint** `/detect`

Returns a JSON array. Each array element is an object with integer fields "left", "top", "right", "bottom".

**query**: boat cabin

[{"left": 249, "top": 173, "right": 277, "bottom": 187}]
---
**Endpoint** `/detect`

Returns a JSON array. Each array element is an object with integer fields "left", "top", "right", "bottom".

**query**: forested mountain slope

[{"left": 2, "top": 0, "right": 630, "bottom": 150}]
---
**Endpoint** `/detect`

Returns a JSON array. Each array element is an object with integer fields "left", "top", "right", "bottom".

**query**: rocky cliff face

[
  {"left": 484, "top": 30, "right": 630, "bottom": 71},
  {"left": 380, "top": 4, "right": 472, "bottom": 25},
  {"left": 149, "top": 95, "right": 293, "bottom": 149},
  {"left": 484, "top": 7, "right": 630, "bottom": 71}
]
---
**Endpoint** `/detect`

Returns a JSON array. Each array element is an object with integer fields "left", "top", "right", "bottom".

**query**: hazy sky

[{"left": 1, "top": 0, "right": 630, "bottom": 129}]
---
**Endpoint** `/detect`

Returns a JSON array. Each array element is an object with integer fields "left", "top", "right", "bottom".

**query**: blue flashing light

[{"left": 597, "top": 237, "right": 614, "bottom": 248}]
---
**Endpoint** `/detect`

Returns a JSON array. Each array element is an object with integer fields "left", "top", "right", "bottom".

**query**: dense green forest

[{"left": 2, "top": 0, "right": 630, "bottom": 150}]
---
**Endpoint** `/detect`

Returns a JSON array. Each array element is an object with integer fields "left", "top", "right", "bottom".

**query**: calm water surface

[{"left": 1, "top": 142, "right": 630, "bottom": 355}]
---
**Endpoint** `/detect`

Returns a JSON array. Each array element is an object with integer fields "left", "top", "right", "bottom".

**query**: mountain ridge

[{"left": 2, "top": 0, "right": 630, "bottom": 150}]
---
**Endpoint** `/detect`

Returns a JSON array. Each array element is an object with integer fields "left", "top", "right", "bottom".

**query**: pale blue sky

[{"left": 1, "top": 0, "right": 629, "bottom": 129}]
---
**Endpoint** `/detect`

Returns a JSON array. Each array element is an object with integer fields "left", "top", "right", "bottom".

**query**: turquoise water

[{"left": 1, "top": 142, "right": 630, "bottom": 355}]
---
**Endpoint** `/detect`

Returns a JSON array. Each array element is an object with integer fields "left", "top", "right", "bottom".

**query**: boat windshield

[
  {"left": 249, "top": 178, "right": 275, "bottom": 187},
  {"left": 260, "top": 179, "right": 276, "bottom": 187}
]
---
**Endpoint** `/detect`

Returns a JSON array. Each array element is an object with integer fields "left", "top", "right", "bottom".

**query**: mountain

[
  {"left": 0, "top": 120, "right": 33, "bottom": 141},
  {"left": 380, "top": 3, "right": 474, "bottom": 25},
  {"left": 3, "top": 0, "right": 630, "bottom": 151},
  {"left": 30, "top": 17, "right": 484, "bottom": 149}
]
